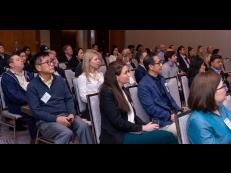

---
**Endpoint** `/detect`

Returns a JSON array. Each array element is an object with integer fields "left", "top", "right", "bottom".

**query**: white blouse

[
  {"left": 122, "top": 90, "right": 135, "bottom": 123},
  {"left": 77, "top": 72, "right": 104, "bottom": 103}
]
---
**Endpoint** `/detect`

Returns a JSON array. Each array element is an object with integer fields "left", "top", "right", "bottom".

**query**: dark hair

[
  {"left": 63, "top": 44, "right": 72, "bottom": 52},
  {"left": 111, "top": 45, "right": 118, "bottom": 55},
  {"left": 7, "top": 54, "right": 16, "bottom": 67},
  {"left": 188, "top": 57, "right": 207, "bottom": 86},
  {"left": 197, "top": 45, "right": 202, "bottom": 50},
  {"left": 92, "top": 44, "right": 98, "bottom": 48},
  {"left": 30, "top": 52, "right": 49, "bottom": 72},
  {"left": 143, "top": 54, "right": 156, "bottom": 71},
  {"left": 22, "top": 46, "right": 30, "bottom": 52},
  {"left": 164, "top": 51, "right": 176, "bottom": 62},
  {"left": 146, "top": 48, "right": 151, "bottom": 55},
  {"left": 16, "top": 49, "right": 25, "bottom": 56},
  {"left": 169, "top": 45, "right": 174, "bottom": 49},
  {"left": 177, "top": 45, "right": 185, "bottom": 54},
  {"left": 134, "top": 52, "right": 143, "bottom": 63},
  {"left": 0, "top": 43, "right": 4, "bottom": 47},
  {"left": 136, "top": 44, "right": 143, "bottom": 52},
  {"left": 212, "top": 49, "right": 220, "bottom": 55},
  {"left": 209, "top": 54, "right": 222, "bottom": 66},
  {"left": 100, "top": 60, "right": 130, "bottom": 112},
  {"left": 128, "top": 45, "right": 135, "bottom": 49},
  {"left": 75, "top": 48, "right": 83, "bottom": 56},
  {"left": 188, "top": 71, "right": 221, "bottom": 113}
]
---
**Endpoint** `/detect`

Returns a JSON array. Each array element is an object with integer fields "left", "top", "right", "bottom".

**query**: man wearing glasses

[
  {"left": 209, "top": 54, "right": 231, "bottom": 94},
  {"left": 138, "top": 54, "right": 181, "bottom": 136},
  {"left": 27, "top": 52, "right": 93, "bottom": 144}
]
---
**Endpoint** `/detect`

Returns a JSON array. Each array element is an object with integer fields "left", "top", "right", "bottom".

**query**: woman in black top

[{"left": 99, "top": 60, "right": 178, "bottom": 144}]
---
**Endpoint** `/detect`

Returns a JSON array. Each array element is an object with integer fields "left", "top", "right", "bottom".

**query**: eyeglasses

[
  {"left": 216, "top": 84, "right": 228, "bottom": 92},
  {"left": 37, "top": 60, "right": 54, "bottom": 66},
  {"left": 153, "top": 61, "right": 163, "bottom": 65}
]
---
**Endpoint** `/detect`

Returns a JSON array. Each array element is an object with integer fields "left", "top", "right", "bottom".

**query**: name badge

[
  {"left": 224, "top": 118, "right": 231, "bottom": 130},
  {"left": 165, "top": 83, "right": 170, "bottom": 93},
  {"left": 41, "top": 92, "right": 51, "bottom": 104}
]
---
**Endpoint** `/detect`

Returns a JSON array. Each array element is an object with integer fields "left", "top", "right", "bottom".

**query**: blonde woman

[
  {"left": 77, "top": 50, "right": 104, "bottom": 103},
  {"left": 121, "top": 48, "right": 137, "bottom": 86}
]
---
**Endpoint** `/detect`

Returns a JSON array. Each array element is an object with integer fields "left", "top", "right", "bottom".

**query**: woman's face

[
  {"left": 113, "top": 48, "right": 119, "bottom": 56},
  {"left": 116, "top": 65, "right": 130, "bottom": 85},
  {"left": 78, "top": 49, "right": 84, "bottom": 60},
  {"left": 199, "top": 63, "right": 206, "bottom": 73},
  {"left": 20, "top": 52, "right": 27, "bottom": 63},
  {"left": 215, "top": 80, "right": 227, "bottom": 105},
  {"left": 90, "top": 55, "right": 101, "bottom": 70}
]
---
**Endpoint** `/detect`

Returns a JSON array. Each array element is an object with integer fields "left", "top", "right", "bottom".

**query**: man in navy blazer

[{"left": 138, "top": 54, "right": 181, "bottom": 136}]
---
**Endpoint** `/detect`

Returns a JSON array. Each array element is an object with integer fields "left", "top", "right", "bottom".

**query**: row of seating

[{"left": 86, "top": 86, "right": 191, "bottom": 144}]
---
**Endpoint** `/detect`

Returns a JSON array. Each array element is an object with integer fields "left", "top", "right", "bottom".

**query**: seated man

[
  {"left": 138, "top": 54, "right": 181, "bottom": 136},
  {"left": 0, "top": 44, "right": 10, "bottom": 75},
  {"left": 1, "top": 54, "right": 37, "bottom": 143},
  {"left": 209, "top": 54, "right": 231, "bottom": 94},
  {"left": 27, "top": 52, "right": 93, "bottom": 144}
]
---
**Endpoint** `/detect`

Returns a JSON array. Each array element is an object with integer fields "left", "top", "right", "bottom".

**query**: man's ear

[{"left": 35, "top": 65, "right": 41, "bottom": 72}]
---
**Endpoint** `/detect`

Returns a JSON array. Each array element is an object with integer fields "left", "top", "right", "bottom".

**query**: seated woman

[
  {"left": 99, "top": 60, "right": 178, "bottom": 144},
  {"left": 188, "top": 56, "right": 207, "bottom": 87},
  {"left": 187, "top": 71, "right": 231, "bottom": 144},
  {"left": 77, "top": 50, "right": 104, "bottom": 119}
]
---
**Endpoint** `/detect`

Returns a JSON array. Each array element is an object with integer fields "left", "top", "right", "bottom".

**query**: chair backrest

[
  {"left": 128, "top": 86, "right": 151, "bottom": 123},
  {"left": 165, "top": 77, "right": 181, "bottom": 108},
  {"left": 87, "top": 93, "right": 101, "bottom": 144},
  {"left": 99, "top": 65, "right": 107, "bottom": 75},
  {"left": 175, "top": 111, "right": 191, "bottom": 144},
  {"left": 0, "top": 77, "right": 7, "bottom": 110},
  {"left": 58, "top": 62, "right": 67, "bottom": 70},
  {"left": 181, "top": 75, "right": 190, "bottom": 106},
  {"left": 73, "top": 78, "right": 86, "bottom": 113},
  {"left": 130, "top": 69, "right": 136, "bottom": 83},
  {"left": 223, "top": 57, "right": 231, "bottom": 71},
  {"left": 224, "top": 95, "right": 231, "bottom": 111},
  {"left": 64, "top": 69, "right": 75, "bottom": 91}
]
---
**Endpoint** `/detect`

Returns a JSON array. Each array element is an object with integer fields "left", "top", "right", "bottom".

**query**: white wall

[{"left": 125, "top": 30, "right": 231, "bottom": 58}]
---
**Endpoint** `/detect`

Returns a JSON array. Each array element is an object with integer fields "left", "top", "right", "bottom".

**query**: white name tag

[
  {"left": 165, "top": 83, "right": 170, "bottom": 93},
  {"left": 224, "top": 118, "right": 231, "bottom": 130},
  {"left": 41, "top": 92, "right": 51, "bottom": 104}
]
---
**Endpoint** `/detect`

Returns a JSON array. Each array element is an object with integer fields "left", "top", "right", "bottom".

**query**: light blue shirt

[{"left": 187, "top": 104, "right": 231, "bottom": 144}]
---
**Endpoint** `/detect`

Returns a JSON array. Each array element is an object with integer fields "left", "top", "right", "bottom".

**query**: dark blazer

[
  {"left": 1, "top": 70, "right": 34, "bottom": 114},
  {"left": 177, "top": 54, "right": 190, "bottom": 75},
  {"left": 0, "top": 54, "right": 9, "bottom": 75},
  {"left": 135, "top": 65, "right": 147, "bottom": 83},
  {"left": 209, "top": 67, "right": 231, "bottom": 93},
  {"left": 99, "top": 87, "right": 144, "bottom": 144},
  {"left": 138, "top": 74, "right": 181, "bottom": 127},
  {"left": 66, "top": 56, "right": 79, "bottom": 71},
  {"left": 75, "top": 61, "right": 83, "bottom": 78}
]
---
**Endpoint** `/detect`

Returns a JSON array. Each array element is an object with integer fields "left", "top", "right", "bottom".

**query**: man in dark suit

[
  {"left": 177, "top": 45, "right": 190, "bottom": 75},
  {"left": 138, "top": 54, "right": 181, "bottom": 136},
  {"left": 0, "top": 44, "right": 10, "bottom": 75},
  {"left": 209, "top": 54, "right": 231, "bottom": 94},
  {"left": 62, "top": 45, "right": 79, "bottom": 71}
]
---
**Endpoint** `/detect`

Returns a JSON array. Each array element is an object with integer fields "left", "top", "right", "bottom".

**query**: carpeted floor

[{"left": 0, "top": 126, "right": 30, "bottom": 144}]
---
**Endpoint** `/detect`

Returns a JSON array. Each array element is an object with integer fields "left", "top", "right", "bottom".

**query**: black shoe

[{"left": 16, "top": 125, "right": 27, "bottom": 131}]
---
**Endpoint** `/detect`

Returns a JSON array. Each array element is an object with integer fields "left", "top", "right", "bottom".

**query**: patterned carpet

[{"left": 0, "top": 126, "right": 30, "bottom": 144}]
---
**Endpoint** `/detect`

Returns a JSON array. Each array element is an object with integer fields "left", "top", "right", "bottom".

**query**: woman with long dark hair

[{"left": 99, "top": 60, "right": 178, "bottom": 144}]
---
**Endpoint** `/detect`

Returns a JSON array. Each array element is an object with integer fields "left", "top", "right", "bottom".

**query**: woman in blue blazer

[{"left": 187, "top": 71, "right": 231, "bottom": 144}]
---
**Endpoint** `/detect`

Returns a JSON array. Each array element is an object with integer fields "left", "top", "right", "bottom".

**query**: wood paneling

[
  {"left": 0, "top": 30, "right": 40, "bottom": 54},
  {"left": 109, "top": 30, "right": 125, "bottom": 53}
]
